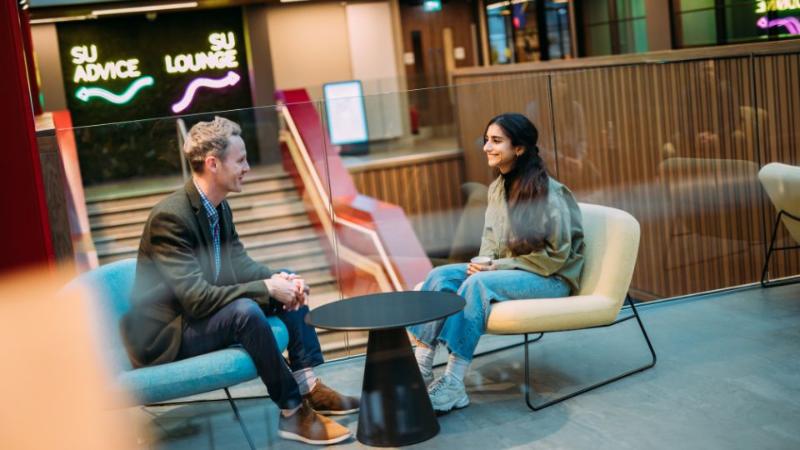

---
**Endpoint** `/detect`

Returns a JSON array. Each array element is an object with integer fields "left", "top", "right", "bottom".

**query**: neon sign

[
  {"left": 164, "top": 32, "right": 238, "bottom": 74},
  {"left": 757, "top": 15, "right": 800, "bottom": 34},
  {"left": 75, "top": 76, "right": 155, "bottom": 104},
  {"left": 756, "top": 0, "right": 800, "bottom": 13},
  {"left": 171, "top": 70, "right": 241, "bottom": 113},
  {"left": 70, "top": 45, "right": 141, "bottom": 83}
]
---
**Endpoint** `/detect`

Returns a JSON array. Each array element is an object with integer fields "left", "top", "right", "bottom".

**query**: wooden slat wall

[
  {"left": 453, "top": 46, "right": 800, "bottom": 299},
  {"left": 349, "top": 152, "right": 464, "bottom": 256},
  {"left": 454, "top": 74, "right": 556, "bottom": 183}
]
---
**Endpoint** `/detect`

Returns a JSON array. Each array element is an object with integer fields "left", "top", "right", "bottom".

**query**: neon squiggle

[
  {"left": 75, "top": 76, "right": 154, "bottom": 104},
  {"left": 171, "top": 71, "right": 241, "bottom": 113},
  {"left": 757, "top": 15, "right": 800, "bottom": 35}
]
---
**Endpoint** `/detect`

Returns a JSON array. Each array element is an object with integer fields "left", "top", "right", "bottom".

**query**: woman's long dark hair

[{"left": 485, "top": 113, "right": 550, "bottom": 255}]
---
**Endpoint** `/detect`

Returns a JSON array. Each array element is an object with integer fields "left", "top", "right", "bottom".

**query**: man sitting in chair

[{"left": 121, "top": 116, "right": 357, "bottom": 445}]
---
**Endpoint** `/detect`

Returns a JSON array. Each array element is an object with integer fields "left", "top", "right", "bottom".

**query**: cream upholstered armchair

[
  {"left": 758, "top": 162, "right": 800, "bottom": 287},
  {"left": 486, "top": 203, "right": 656, "bottom": 410}
]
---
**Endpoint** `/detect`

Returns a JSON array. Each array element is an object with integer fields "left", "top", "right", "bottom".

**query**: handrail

[
  {"left": 51, "top": 110, "right": 98, "bottom": 271},
  {"left": 453, "top": 39, "right": 800, "bottom": 78},
  {"left": 279, "top": 106, "right": 402, "bottom": 291},
  {"left": 176, "top": 118, "right": 190, "bottom": 181}
]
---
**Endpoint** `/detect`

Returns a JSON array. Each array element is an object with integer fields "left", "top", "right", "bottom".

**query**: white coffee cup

[{"left": 470, "top": 256, "right": 492, "bottom": 267}]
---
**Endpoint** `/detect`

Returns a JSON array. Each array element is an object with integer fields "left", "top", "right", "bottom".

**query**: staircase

[{"left": 85, "top": 164, "right": 367, "bottom": 358}]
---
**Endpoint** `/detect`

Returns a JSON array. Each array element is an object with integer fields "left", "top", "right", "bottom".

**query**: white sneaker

[
  {"left": 420, "top": 366, "right": 434, "bottom": 387},
  {"left": 428, "top": 374, "right": 469, "bottom": 413}
]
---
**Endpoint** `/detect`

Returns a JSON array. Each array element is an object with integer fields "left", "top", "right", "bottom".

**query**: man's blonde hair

[{"left": 183, "top": 116, "right": 242, "bottom": 173}]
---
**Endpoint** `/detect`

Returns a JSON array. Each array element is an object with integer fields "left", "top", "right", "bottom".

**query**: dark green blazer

[{"left": 121, "top": 180, "right": 278, "bottom": 368}]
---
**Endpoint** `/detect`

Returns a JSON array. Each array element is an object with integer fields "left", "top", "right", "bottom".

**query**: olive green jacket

[
  {"left": 121, "top": 180, "right": 279, "bottom": 368},
  {"left": 479, "top": 176, "right": 585, "bottom": 293}
]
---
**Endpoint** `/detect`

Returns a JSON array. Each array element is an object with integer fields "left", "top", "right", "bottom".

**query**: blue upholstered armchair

[{"left": 65, "top": 258, "right": 289, "bottom": 449}]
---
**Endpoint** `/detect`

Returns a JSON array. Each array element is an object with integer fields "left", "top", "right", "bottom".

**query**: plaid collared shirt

[{"left": 193, "top": 180, "right": 221, "bottom": 282}]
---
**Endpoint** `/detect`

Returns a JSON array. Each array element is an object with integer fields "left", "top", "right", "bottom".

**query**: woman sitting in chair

[{"left": 409, "top": 113, "right": 585, "bottom": 413}]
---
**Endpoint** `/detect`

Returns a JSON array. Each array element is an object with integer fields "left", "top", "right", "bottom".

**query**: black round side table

[{"left": 307, "top": 291, "right": 465, "bottom": 447}]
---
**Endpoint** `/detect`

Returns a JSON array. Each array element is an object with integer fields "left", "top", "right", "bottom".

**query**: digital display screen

[{"left": 323, "top": 80, "right": 369, "bottom": 146}]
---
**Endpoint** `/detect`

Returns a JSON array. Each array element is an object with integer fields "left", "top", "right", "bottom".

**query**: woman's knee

[
  {"left": 459, "top": 271, "right": 489, "bottom": 291},
  {"left": 461, "top": 270, "right": 512, "bottom": 292},
  {"left": 423, "top": 263, "right": 467, "bottom": 290},
  {"left": 457, "top": 273, "right": 497, "bottom": 306}
]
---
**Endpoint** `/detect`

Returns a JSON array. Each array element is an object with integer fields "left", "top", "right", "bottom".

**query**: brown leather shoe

[
  {"left": 278, "top": 400, "right": 352, "bottom": 445},
  {"left": 304, "top": 380, "right": 360, "bottom": 415}
]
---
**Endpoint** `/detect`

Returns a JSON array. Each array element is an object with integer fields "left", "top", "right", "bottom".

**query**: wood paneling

[
  {"left": 454, "top": 74, "right": 556, "bottom": 183},
  {"left": 453, "top": 43, "right": 800, "bottom": 299},
  {"left": 349, "top": 151, "right": 464, "bottom": 256}
]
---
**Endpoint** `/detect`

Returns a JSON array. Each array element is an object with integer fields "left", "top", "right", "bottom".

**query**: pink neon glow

[
  {"left": 756, "top": 16, "right": 800, "bottom": 36},
  {"left": 171, "top": 70, "right": 241, "bottom": 114}
]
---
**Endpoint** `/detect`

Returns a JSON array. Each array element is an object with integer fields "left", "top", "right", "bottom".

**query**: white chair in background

[{"left": 758, "top": 162, "right": 800, "bottom": 287}]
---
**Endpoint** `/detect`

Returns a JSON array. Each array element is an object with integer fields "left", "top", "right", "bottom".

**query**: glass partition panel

[
  {"left": 58, "top": 58, "right": 795, "bottom": 364},
  {"left": 551, "top": 59, "right": 763, "bottom": 300},
  {"left": 61, "top": 102, "right": 351, "bottom": 356},
  {"left": 315, "top": 84, "right": 463, "bottom": 357}
]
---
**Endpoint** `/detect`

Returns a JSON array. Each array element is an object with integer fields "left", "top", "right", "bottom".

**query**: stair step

[
  {"left": 254, "top": 253, "right": 330, "bottom": 273},
  {"left": 90, "top": 197, "right": 307, "bottom": 233},
  {"left": 97, "top": 228, "right": 322, "bottom": 264},
  {"left": 229, "top": 201, "right": 307, "bottom": 225},
  {"left": 85, "top": 167, "right": 288, "bottom": 205},
  {"left": 94, "top": 215, "right": 313, "bottom": 255},
  {"left": 92, "top": 222, "right": 148, "bottom": 243},
  {"left": 238, "top": 228, "right": 321, "bottom": 250},
  {"left": 248, "top": 242, "right": 326, "bottom": 267},
  {"left": 226, "top": 178, "right": 296, "bottom": 201},
  {"left": 307, "top": 287, "right": 342, "bottom": 307},
  {"left": 88, "top": 174, "right": 292, "bottom": 215},
  {"left": 226, "top": 191, "right": 300, "bottom": 211},
  {"left": 302, "top": 269, "right": 336, "bottom": 288},
  {"left": 90, "top": 187, "right": 300, "bottom": 220}
]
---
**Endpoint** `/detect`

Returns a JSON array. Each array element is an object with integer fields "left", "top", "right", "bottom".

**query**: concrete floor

[{"left": 133, "top": 283, "right": 800, "bottom": 449}]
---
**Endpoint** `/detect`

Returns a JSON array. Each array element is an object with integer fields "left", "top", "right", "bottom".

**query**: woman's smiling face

[{"left": 483, "top": 123, "right": 521, "bottom": 173}]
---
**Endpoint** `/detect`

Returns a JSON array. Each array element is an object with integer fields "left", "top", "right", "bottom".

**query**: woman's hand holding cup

[{"left": 467, "top": 256, "right": 495, "bottom": 276}]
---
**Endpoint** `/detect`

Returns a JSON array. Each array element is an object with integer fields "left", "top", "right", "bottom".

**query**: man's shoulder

[
  {"left": 145, "top": 187, "right": 194, "bottom": 227},
  {"left": 151, "top": 187, "right": 191, "bottom": 214}
]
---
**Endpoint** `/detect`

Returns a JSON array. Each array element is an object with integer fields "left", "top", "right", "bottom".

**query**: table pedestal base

[{"left": 357, "top": 328, "right": 439, "bottom": 446}]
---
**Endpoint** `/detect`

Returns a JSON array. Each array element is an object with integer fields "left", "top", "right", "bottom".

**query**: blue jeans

[{"left": 408, "top": 263, "right": 570, "bottom": 361}]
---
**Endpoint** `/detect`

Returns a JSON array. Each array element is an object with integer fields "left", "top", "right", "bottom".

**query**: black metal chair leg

[
  {"left": 523, "top": 296, "right": 657, "bottom": 411},
  {"left": 433, "top": 333, "right": 543, "bottom": 369},
  {"left": 761, "top": 210, "right": 800, "bottom": 288},
  {"left": 761, "top": 211, "right": 783, "bottom": 287},
  {"left": 224, "top": 388, "right": 256, "bottom": 450}
]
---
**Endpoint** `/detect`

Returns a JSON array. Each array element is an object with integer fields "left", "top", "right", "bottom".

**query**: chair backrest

[
  {"left": 63, "top": 258, "right": 138, "bottom": 372},
  {"left": 577, "top": 203, "right": 641, "bottom": 307},
  {"left": 759, "top": 162, "right": 800, "bottom": 244}
]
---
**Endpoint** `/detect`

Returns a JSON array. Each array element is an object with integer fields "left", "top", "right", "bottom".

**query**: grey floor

[{"left": 131, "top": 283, "right": 800, "bottom": 449}]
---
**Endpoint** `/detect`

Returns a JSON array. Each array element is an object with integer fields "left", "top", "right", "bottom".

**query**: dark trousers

[{"left": 177, "top": 298, "right": 324, "bottom": 409}]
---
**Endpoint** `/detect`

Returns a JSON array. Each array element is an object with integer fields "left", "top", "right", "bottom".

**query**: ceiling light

[
  {"left": 30, "top": 15, "right": 95, "bottom": 24},
  {"left": 91, "top": 2, "right": 198, "bottom": 16}
]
